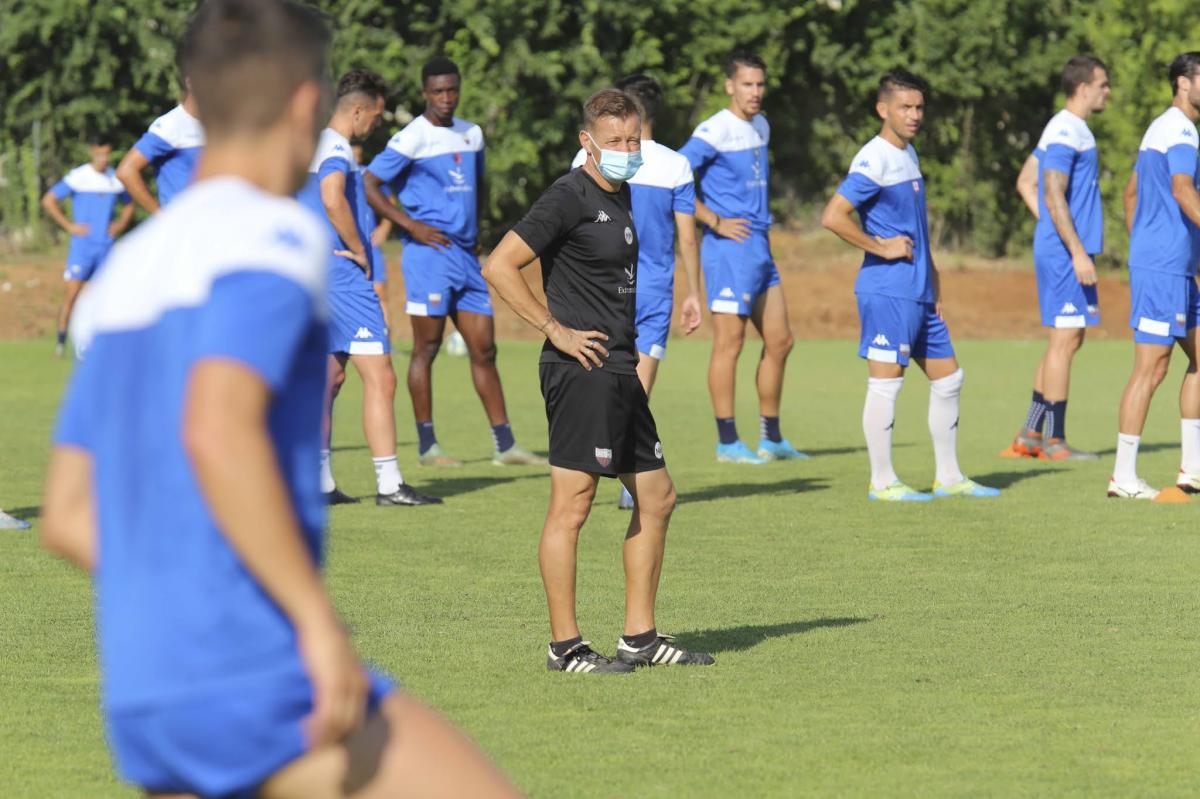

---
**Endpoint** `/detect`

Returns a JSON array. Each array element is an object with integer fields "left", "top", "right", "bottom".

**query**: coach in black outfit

[{"left": 484, "top": 88, "right": 713, "bottom": 673}]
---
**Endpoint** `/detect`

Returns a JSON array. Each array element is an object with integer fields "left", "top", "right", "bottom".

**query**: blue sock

[
  {"left": 1045, "top": 400, "right": 1067, "bottom": 441},
  {"left": 1024, "top": 390, "right": 1047, "bottom": 434},
  {"left": 716, "top": 417, "right": 738, "bottom": 446},
  {"left": 760, "top": 415, "right": 782, "bottom": 443},
  {"left": 491, "top": 422, "right": 515, "bottom": 453},
  {"left": 416, "top": 421, "right": 437, "bottom": 454},
  {"left": 56, "top": 330, "right": 66, "bottom": 346}
]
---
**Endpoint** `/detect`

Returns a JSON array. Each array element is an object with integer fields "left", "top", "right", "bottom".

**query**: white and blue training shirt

[
  {"left": 296, "top": 128, "right": 376, "bottom": 292},
  {"left": 50, "top": 164, "right": 130, "bottom": 243},
  {"left": 678, "top": 109, "right": 771, "bottom": 232},
  {"left": 1033, "top": 108, "right": 1103, "bottom": 258},
  {"left": 132, "top": 104, "right": 205, "bottom": 207},
  {"left": 1128, "top": 106, "right": 1200, "bottom": 276}
]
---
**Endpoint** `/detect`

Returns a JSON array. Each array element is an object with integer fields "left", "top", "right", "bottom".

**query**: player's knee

[
  {"left": 930, "top": 367, "right": 964, "bottom": 397},
  {"left": 469, "top": 340, "right": 497, "bottom": 366},
  {"left": 412, "top": 338, "right": 441, "bottom": 364},
  {"left": 766, "top": 330, "right": 794, "bottom": 359}
]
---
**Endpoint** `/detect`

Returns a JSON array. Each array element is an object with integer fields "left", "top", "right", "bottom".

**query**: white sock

[
  {"left": 864, "top": 377, "right": 903, "bottom": 490},
  {"left": 1113, "top": 433, "right": 1141, "bottom": 484},
  {"left": 929, "top": 368, "right": 965, "bottom": 487},
  {"left": 319, "top": 449, "right": 336, "bottom": 493},
  {"left": 1181, "top": 420, "right": 1200, "bottom": 474},
  {"left": 372, "top": 456, "right": 403, "bottom": 495}
]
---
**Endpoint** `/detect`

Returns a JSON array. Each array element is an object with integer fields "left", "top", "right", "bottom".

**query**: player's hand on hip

[
  {"left": 876, "top": 235, "right": 913, "bottom": 261},
  {"left": 299, "top": 617, "right": 369, "bottom": 749},
  {"left": 680, "top": 293, "right": 703, "bottom": 335},
  {"left": 408, "top": 220, "right": 451, "bottom": 250},
  {"left": 547, "top": 322, "right": 609, "bottom": 370},
  {"left": 1072, "top": 251, "right": 1098, "bottom": 286},
  {"left": 70, "top": 223, "right": 90, "bottom": 237},
  {"left": 716, "top": 216, "right": 751, "bottom": 242},
  {"left": 334, "top": 249, "right": 372, "bottom": 281}
]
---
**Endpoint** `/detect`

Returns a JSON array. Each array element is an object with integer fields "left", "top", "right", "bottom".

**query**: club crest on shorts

[
  {"left": 654, "top": 441, "right": 663, "bottom": 460},
  {"left": 624, "top": 226, "right": 633, "bottom": 245},
  {"left": 595, "top": 447, "right": 613, "bottom": 467}
]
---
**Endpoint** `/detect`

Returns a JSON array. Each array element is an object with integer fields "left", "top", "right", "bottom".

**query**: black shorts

[{"left": 539, "top": 362, "right": 666, "bottom": 477}]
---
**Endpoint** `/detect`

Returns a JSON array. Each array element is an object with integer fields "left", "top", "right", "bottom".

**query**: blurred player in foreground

[
  {"left": 1108, "top": 52, "right": 1200, "bottom": 500},
  {"left": 1005, "top": 55, "right": 1110, "bottom": 460},
  {"left": 485, "top": 88, "right": 714, "bottom": 673},
  {"left": 821, "top": 70, "right": 999, "bottom": 502},
  {"left": 41, "top": 136, "right": 133, "bottom": 356},
  {"left": 40, "top": 1, "right": 518, "bottom": 795}
]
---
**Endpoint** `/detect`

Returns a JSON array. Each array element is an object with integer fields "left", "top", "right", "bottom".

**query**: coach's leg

[
  {"left": 407, "top": 315, "right": 447, "bottom": 459},
  {"left": 618, "top": 467, "right": 676, "bottom": 636},
  {"left": 541, "top": 467, "right": 599, "bottom": 642},
  {"left": 750, "top": 284, "right": 794, "bottom": 418},
  {"left": 1113, "top": 342, "right": 1172, "bottom": 485},
  {"left": 260, "top": 693, "right": 520, "bottom": 799}
]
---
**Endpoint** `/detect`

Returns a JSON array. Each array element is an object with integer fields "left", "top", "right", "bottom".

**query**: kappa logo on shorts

[
  {"left": 595, "top": 447, "right": 613, "bottom": 467},
  {"left": 1061, "top": 302, "right": 1078, "bottom": 314},
  {"left": 624, "top": 226, "right": 633, "bottom": 245},
  {"left": 354, "top": 327, "right": 373, "bottom": 339},
  {"left": 872, "top": 333, "right": 891, "bottom": 347},
  {"left": 595, "top": 210, "right": 611, "bottom": 223},
  {"left": 654, "top": 441, "right": 663, "bottom": 459},
  {"left": 719, "top": 287, "right": 735, "bottom": 299}
]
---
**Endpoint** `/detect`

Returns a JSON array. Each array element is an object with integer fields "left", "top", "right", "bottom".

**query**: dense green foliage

[
  {"left": 2, "top": 0, "right": 1198, "bottom": 256},
  {"left": 4, "top": 337, "right": 1200, "bottom": 797}
]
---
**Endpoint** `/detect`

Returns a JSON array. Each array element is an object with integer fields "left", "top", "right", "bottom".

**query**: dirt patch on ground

[{"left": 0, "top": 228, "right": 1132, "bottom": 343}]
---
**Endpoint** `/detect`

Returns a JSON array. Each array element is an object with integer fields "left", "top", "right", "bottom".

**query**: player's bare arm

[
  {"left": 693, "top": 198, "right": 750, "bottom": 242},
  {"left": 108, "top": 201, "right": 135, "bottom": 238},
  {"left": 820, "top": 192, "right": 913, "bottom": 260},
  {"left": 115, "top": 148, "right": 161, "bottom": 215},
  {"left": 482, "top": 231, "right": 609, "bottom": 370},
  {"left": 363, "top": 170, "right": 450, "bottom": 250},
  {"left": 319, "top": 170, "right": 371, "bottom": 278},
  {"left": 184, "top": 358, "right": 368, "bottom": 747},
  {"left": 674, "top": 210, "right": 703, "bottom": 334},
  {"left": 1169, "top": 171, "right": 1200, "bottom": 230},
  {"left": 40, "top": 192, "right": 88, "bottom": 237},
  {"left": 1042, "top": 168, "right": 1096, "bottom": 285},
  {"left": 1016, "top": 154, "right": 1039, "bottom": 218},
  {"left": 1123, "top": 172, "right": 1138, "bottom": 234},
  {"left": 40, "top": 447, "right": 97, "bottom": 572}
]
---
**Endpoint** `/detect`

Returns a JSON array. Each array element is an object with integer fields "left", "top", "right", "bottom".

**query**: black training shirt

[{"left": 512, "top": 167, "right": 639, "bottom": 375}]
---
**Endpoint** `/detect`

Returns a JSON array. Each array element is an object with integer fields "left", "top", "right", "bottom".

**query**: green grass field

[{"left": 2, "top": 337, "right": 1199, "bottom": 797}]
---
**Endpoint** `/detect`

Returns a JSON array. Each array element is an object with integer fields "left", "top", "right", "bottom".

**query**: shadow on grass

[
  {"left": 678, "top": 476, "right": 830, "bottom": 504},
  {"left": 1092, "top": 441, "right": 1177, "bottom": 457},
  {"left": 799, "top": 442, "right": 912, "bottom": 457},
  {"left": 675, "top": 617, "right": 871, "bottom": 654},
  {"left": 5, "top": 506, "right": 40, "bottom": 520},
  {"left": 394, "top": 472, "right": 544, "bottom": 499},
  {"left": 969, "top": 468, "right": 1055, "bottom": 489}
]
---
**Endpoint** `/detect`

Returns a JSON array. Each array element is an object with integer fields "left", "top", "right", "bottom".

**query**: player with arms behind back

[
  {"left": 1108, "top": 52, "right": 1200, "bottom": 500},
  {"left": 1004, "top": 55, "right": 1110, "bottom": 461},
  {"left": 821, "top": 70, "right": 999, "bottom": 502},
  {"left": 40, "top": 1, "right": 518, "bottom": 795}
]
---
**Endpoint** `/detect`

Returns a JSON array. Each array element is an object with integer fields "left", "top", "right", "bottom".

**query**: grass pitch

[{"left": 1, "top": 337, "right": 1198, "bottom": 797}]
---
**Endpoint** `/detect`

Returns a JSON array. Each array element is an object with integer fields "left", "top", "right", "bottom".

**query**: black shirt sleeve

[{"left": 511, "top": 177, "right": 581, "bottom": 256}]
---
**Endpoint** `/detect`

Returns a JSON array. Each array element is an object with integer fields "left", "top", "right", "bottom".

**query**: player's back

[
  {"left": 1129, "top": 106, "right": 1200, "bottom": 274},
  {"left": 679, "top": 108, "right": 771, "bottom": 231},
  {"left": 58, "top": 176, "right": 330, "bottom": 712},
  {"left": 1033, "top": 109, "right": 1102, "bottom": 256},
  {"left": 135, "top": 105, "right": 205, "bottom": 206}
]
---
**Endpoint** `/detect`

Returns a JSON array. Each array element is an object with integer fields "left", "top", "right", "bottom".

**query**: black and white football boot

[
  {"left": 322, "top": 487, "right": 360, "bottom": 505},
  {"left": 615, "top": 634, "right": 715, "bottom": 667},
  {"left": 546, "top": 641, "right": 634, "bottom": 674},
  {"left": 376, "top": 484, "right": 443, "bottom": 506}
]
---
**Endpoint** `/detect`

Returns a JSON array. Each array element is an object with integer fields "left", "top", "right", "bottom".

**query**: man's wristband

[{"left": 537, "top": 316, "right": 555, "bottom": 333}]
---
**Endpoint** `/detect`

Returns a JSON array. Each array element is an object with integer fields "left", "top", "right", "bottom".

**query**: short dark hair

[
  {"left": 582, "top": 88, "right": 641, "bottom": 130},
  {"left": 1169, "top": 52, "right": 1200, "bottom": 94},
  {"left": 615, "top": 74, "right": 662, "bottom": 124},
  {"left": 422, "top": 56, "right": 460, "bottom": 86},
  {"left": 180, "top": 0, "right": 331, "bottom": 135},
  {"left": 336, "top": 69, "right": 388, "bottom": 106},
  {"left": 878, "top": 68, "right": 929, "bottom": 100},
  {"left": 1061, "top": 55, "right": 1107, "bottom": 98},
  {"left": 87, "top": 134, "right": 113, "bottom": 148},
  {"left": 725, "top": 49, "right": 766, "bottom": 78}
]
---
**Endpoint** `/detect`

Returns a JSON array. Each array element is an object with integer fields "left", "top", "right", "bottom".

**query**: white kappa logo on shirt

[{"left": 595, "top": 210, "right": 610, "bottom": 223}]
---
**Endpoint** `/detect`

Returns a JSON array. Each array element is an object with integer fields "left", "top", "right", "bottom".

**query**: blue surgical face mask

[{"left": 586, "top": 132, "right": 643, "bottom": 183}]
